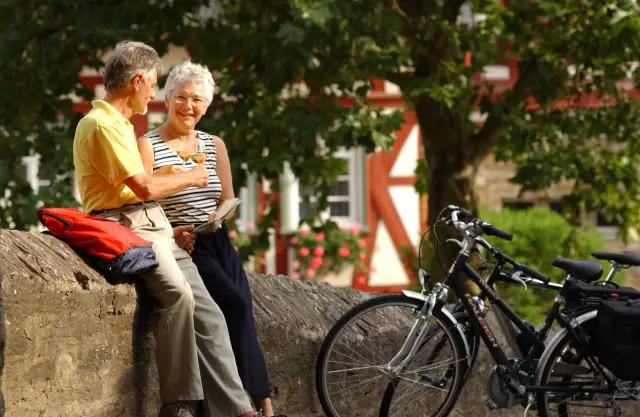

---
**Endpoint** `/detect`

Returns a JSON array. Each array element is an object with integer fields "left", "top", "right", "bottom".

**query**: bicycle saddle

[
  {"left": 591, "top": 251, "right": 640, "bottom": 266},
  {"left": 551, "top": 258, "right": 603, "bottom": 283}
]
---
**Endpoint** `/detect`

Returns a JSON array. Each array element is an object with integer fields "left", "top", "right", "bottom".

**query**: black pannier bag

[
  {"left": 595, "top": 299, "right": 640, "bottom": 381},
  {"left": 562, "top": 280, "right": 640, "bottom": 311}
]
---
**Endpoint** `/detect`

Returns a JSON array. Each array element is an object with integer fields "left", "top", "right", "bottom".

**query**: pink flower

[
  {"left": 338, "top": 223, "right": 347, "bottom": 231},
  {"left": 313, "top": 246, "right": 325, "bottom": 257},
  {"left": 310, "top": 257, "right": 323, "bottom": 270},
  {"left": 299, "top": 225, "right": 311, "bottom": 235},
  {"left": 359, "top": 252, "right": 366, "bottom": 261},
  {"left": 339, "top": 247, "right": 351, "bottom": 257},
  {"left": 292, "top": 260, "right": 300, "bottom": 270},
  {"left": 359, "top": 238, "right": 367, "bottom": 248},
  {"left": 305, "top": 269, "right": 315, "bottom": 278},
  {"left": 357, "top": 275, "right": 367, "bottom": 285},
  {"left": 351, "top": 223, "right": 361, "bottom": 236},
  {"left": 291, "top": 272, "right": 300, "bottom": 280},
  {"left": 298, "top": 247, "right": 310, "bottom": 257},
  {"left": 290, "top": 236, "right": 299, "bottom": 245},
  {"left": 247, "top": 221, "right": 256, "bottom": 230},
  {"left": 229, "top": 230, "right": 238, "bottom": 239},
  {"left": 369, "top": 266, "right": 377, "bottom": 273},
  {"left": 315, "top": 232, "right": 324, "bottom": 242}
]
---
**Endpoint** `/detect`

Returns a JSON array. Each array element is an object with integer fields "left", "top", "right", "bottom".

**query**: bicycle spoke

[
  {"left": 325, "top": 373, "right": 385, "bottom": 386},
  {"left": 404, "top": 357, "right": 465, "bottom": 375},
  {"left": 327, "top": 351, "right": 377, "bottom": 367},
  {"left": 327, "top": 364, "right": 386, "bottom": 374},
  {"left": 335, "top": 340, "right": 382, "bottom": 366},
  {"left": 328, "top": 373, "right": 385, "bottom": 396},
  {"left": 389, "top": 381, "right": 429, "bottom": 417}
]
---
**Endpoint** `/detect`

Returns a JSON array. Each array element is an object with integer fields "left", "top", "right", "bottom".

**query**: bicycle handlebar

[
  {"left": 480, "top": 222, "right": 513, "bottom": 241},
  {"left": 446, "top": 206, "right": 550, "bottom": 284},
  {"left": 447, "top": 206, "right": 513, "bottom": 242}
]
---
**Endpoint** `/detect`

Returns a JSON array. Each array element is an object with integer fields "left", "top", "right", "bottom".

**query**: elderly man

[{"left": 73, "top": 40, "right": 255, "bottom": 417}]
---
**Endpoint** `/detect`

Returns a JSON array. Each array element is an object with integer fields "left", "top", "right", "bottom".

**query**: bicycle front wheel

[{"left": 315, "top": 294, "right": 467, "bottom": 417}]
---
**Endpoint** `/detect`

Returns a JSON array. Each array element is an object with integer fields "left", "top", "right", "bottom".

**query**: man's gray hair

[
  {"left": 165, "top": 60, "right": 215, "bottom": 106},
  {"left": 103, "top": 41, "right": 163, "bottom": 92}
]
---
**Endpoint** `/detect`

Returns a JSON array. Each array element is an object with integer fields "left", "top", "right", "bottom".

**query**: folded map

[{"left": 192, "top": 198, "right": 242, "bottom": 234}]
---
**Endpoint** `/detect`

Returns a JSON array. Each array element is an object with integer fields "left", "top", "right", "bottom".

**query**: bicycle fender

[
  {"left": 534, "top": 309, "right": 597, "bottom": 384},
  {"left": 402, "top": 290, "right": 472, "bottom": 366}
]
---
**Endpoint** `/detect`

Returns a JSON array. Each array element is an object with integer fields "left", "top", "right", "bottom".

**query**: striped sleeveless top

[{"left": 145, "top": 130, "right": 222, "bottom": 225}]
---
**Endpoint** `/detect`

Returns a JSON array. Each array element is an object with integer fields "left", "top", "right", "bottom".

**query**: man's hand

[
  {"left": 173, "top": 225, "right": 197, "bottom": 254},
  {"left": 189, "top": 165, "right": 209, "bottom": 188}
]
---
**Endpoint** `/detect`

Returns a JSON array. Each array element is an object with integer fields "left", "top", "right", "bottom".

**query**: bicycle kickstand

[{"left": 523, "top": 394, "right": 535, "bottom": 417}]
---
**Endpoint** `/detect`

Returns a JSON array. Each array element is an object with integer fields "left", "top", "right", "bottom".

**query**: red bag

[{"left": 37, "top": 207, "right": 158, "bottom": 284}]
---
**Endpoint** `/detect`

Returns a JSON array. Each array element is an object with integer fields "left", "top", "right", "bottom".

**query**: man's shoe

[{"left": 158, "top": 401, "right": 201, "bottom": 417}]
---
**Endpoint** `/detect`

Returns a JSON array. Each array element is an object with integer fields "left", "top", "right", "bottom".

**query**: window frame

[{"left": 298, "top": 147, "right": 366, "bottom": 227}]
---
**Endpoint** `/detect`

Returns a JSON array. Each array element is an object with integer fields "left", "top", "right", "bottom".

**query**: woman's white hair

[{"left": 165, "top": 60, "right": 216, "bottom": 106}]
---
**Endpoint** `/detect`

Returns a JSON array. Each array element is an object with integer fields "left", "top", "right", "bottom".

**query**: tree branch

[
  {"left": 442, "top": 0, "right": 466, "bottom": 24},
  {"left": 469, "top": 56, "right": 540, "bottom": 164},
  {"left": 433, "top": 0, "right": 466, "bottom": 56}
]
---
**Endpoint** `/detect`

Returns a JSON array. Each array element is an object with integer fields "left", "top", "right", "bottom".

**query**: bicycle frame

[{"left": 439, "top": 244, "right": 617, "bottom": 395}]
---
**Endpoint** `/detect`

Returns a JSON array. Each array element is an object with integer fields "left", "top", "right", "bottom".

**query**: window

[
  {"left": 549, "top": 200, "right": 580, "bottom": 221},
  {"left": 596, "top": 212, "right": 622, "bottom": 240},
  {"left": 596, "top": 212, "right": 622, "bottom": 228},
  {"left": 299, "top": 148, "right": 366, "bottom": 226}
]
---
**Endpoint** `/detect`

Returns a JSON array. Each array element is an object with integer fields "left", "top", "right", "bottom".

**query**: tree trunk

[
  {"left": 425, "top": 164, "right": 477, "bottom": 279},
  {"left": 414, "top": 95, "right": 480, "bottom": 277},
  {"left": 0, "top": 267, "right": 4, "bottom": 417}
]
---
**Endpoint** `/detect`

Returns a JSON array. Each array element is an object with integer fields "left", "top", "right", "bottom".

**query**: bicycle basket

[{"left": 595, "top": 299, "right": 640, "bottom": 381}]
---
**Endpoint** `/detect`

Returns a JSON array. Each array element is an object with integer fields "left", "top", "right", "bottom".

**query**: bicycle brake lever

[
  {"left": 446, "top": 238, "right": 464, "bottom": 249},
  {"left": 511, "top": 271, "right": 528, "bottom": 290}
]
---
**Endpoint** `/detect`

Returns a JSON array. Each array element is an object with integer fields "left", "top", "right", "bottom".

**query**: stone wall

[
  {"left": 474, "top": 155, "right": 574, "bottom": 211},
  {"left": 0, "top": 229, "right": 538, "bottom": 416}
]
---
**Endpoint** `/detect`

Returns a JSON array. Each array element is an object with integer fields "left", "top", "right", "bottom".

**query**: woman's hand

[
  {"left": 155, "top": 165, "right": 183, "bottom": 176},
  {"left": 173, "top": 225, "right": 197, "bottom": 254},
  {"left": 199, "top": 211, "right": 222, "bottom": 235}
]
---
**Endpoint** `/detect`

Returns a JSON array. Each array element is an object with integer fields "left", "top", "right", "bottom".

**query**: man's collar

[{"left": 91, "top": 100, "right": 132, "bottom": 126}]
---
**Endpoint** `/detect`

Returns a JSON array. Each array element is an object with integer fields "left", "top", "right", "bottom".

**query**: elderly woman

[{"left": 137, "top": 60, "right": 284, "bottom": 417}]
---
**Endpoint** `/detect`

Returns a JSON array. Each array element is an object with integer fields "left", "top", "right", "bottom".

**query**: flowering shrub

[
  {"left": 228, "top": 220, "right": 255, "bottom": 253},
  {"left": 289, "top": 223, "right": 368, "bottom": 280}
]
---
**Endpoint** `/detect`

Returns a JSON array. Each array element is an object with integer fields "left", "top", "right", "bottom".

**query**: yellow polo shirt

[{"left": 73, "top": 100, "right": 145, "bottom": 213}]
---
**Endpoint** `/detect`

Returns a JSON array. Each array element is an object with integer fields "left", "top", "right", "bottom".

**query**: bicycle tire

[
  {"left": 535, "top": 310, "right": 639, "bottom": 417},
  {"left": 315, "top": 294, "right": 468, "bottom": 417}
]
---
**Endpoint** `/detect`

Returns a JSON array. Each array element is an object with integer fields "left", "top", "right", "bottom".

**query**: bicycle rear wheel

[
  {"left": 537, "top": 313, "right": 640, "bottom": 417},
  {"left": 315, "top": 294, "right": 468, "bottom": 417}
]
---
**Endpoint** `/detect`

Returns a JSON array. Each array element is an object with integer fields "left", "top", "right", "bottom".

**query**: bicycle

[
  {"left": 316, "top": 205, "right": 640, "bottom": 417},
  {"left": 427, "top": 227, "right": 640, "bottom": 394}
]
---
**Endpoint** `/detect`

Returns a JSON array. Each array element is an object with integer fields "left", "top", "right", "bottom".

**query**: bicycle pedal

[{"left": 485, "top": 398, "right": 499, "bottom": 410}]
